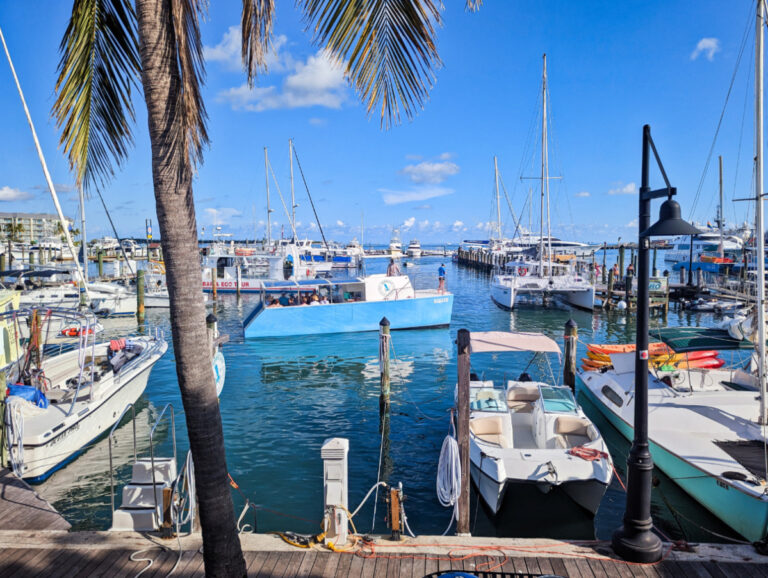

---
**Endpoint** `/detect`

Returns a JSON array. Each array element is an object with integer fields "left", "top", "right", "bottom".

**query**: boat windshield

[
  {"left": 469, "top": 388, "right": 506, "bottom": 412},
  {"left": 539, "top": 386, "right": 578, "bottom": 414}
]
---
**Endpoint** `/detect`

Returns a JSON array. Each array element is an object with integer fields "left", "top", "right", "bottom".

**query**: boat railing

[
  {"left": 108, "top": 403, "right": 138, "bottom": 515},
  {"left": 149, "top": 403, "right": 176, "bottom": 518}
]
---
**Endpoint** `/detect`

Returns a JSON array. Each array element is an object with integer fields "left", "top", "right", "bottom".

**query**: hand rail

[
  {"left": 148, "top": 403, "right": 176, "bottom": 521},
  {"left": 108, "top": 403, "right": 137, "bottom": 516}
]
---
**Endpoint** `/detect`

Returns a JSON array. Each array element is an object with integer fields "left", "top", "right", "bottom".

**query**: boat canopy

[{"left": 470, "top": 331, "right": 561, "bottom": 354}]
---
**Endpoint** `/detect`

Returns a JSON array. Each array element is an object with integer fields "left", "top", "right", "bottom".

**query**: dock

[
  {"left": 0, "top": 468, "right": 70, "bottom": 532},
  {"left": 0, "top": 531, "right": 766, "bottom": 576}
]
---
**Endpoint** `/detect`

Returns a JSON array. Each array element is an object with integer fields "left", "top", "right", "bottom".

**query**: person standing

[
  {"left": 438, "top": 263, "right": 446, "bottom": 294},
  {"left": 387, "top": 258, "right": 401, "bottom": 276}
]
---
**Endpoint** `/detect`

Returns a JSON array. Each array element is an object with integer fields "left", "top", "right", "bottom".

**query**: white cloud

[
  {"left": 204, "top": 207, "right": 242, "bottom": 224},
  {"left": 452, "top": 220, "right": 465, "bottom": 232},
  {"left": 438, "top": 152, "right": 454, "bottom": 161},
  {"left": 0, "top": 186, "right": 32, "bottom": 201},
  {"left": 626, "top": 219, "right": 638, "bottom": 228},
  {"left": 308, "top": 222, "right": 318, "bottom": 231},
  {"left": 401, "top": 161, "right": 459, "bottom": 184},
  {"left": 575, "top": 191, "right": 590, "bottom": 198},
  {"left": 336, "top": 220, "right": 344, "bottom": 227},
  {"left": 418, "top": 219, "right": 430, "bottom": 230},
  {"left": 691, "top": 38, "right": 720, "bottom": 61},
  {"left": 216, "top": 50, "right": 346, "bottom": 112},
  {"left": 432, "top": 221, "right": 443, "bottom": 232},
  {"left": 402, "top": 217, "right": 416, "bottom": 230},
  {"left": 205, "top": 27, "right": 291, "bottom": 72},
  {"left": 405, "top": 154, "right": 423, "bottom": 161},
  {"left": 309, "top": 117, "right": 327, "bottom": 126},
  {"left": 380, "top": 186, "right": 453, "bottom": 205},
  {"left": 608, "top": 182, "right": 637, "bottom": 195}
]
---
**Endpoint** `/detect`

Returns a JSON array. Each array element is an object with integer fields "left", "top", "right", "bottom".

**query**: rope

[
  {"left": 436, "top": 425, "right": 461, "bottom": 536},
  {"left": 4, "top": 398, "right": 24, "bottom": 477}
]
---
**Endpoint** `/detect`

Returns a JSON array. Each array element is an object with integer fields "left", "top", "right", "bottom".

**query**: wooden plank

[
  {"left": 0, "top": 469, "right": 70, "bottom": 531},
  {"left": 538, "top": 556, "right": 556, "bottom": 576},
  {"left": 0, "top": 548, "right": 41, "bottom": 578},
  {"left": 409, "top": 554, "right": 425, "bottom": 578},
  {"left": 573, "top": 557, "right": 597, "bottom": 577},
  {"left": 550, "top": 558, "right": 570, "bottom": 578},
  {"left": 269, "top": 551, "right": 295, "bottom": 577},
  {"left": 347, "top": 554, "right": 365, "bottom": 578},
  {"left": 700, "top": 561, "right": 728, "bottom": 578},
  {"left": 246, "top": 551, "right": 269, "bottom": 575},
  {"left": 423, "top": 552, "right": 438, "bottom": 578},
  {"left": 358, "top": 554, "right": 376, "bottom": 578},
  {"left": 385, "top": 553, "right": 400, "bottom": 578},
  {"left": 255, "top": 551, "right": 282, "bottom": 578},
  {"left": 334, "top": 552, "right": 354, "bottom": 578},
  {"left": 372, "top": 554, "right": 388, "bottom": 578},
  {"left": 524, "top": 556, "right": 542, "bottom": 575},
  {"left": 42, "top": 548, "right": 89, "bottom": 578},
  {"left": 5, "top": 547, "right": 58, "bottom": 578},
  {"left": 292, "top": 551, "right": 317, "bottom": 577},
  {"left": 397, "top": 554, "right": 413, "bottom": 578},
  {"left": 320, "top": 552, "right": 341, "bottom": 578},
  {"left": 560, "top": 557, "right": 585, "bottom": 578}
]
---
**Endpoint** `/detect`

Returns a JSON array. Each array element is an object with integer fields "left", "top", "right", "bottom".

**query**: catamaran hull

[
  {"left": 469, "top": 460, "right": 607, "bottom": 517},
  {"left": 490, "top": 283, "right": 515, "bottom": 310},
  {"left": 491, "top": 283, "right": 594, "bottom": 312},
  {"left": 577, "top": 374, "right": 768, "bottom": 542},
  {"left": 243, "top": 294, "right": 453, "bottom": 338}
]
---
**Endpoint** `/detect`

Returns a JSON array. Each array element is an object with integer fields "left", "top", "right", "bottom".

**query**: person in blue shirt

[{"left": 438, "top": 264, "right": 446, "bottom": 294}]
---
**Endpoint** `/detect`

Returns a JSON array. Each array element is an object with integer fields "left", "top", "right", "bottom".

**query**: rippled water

[{"left": 37, "top": 253, "right": 744, "bottom": 542}]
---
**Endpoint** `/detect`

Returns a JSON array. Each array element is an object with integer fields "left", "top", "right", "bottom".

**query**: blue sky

[{"left": 0, "top": 1, "right": 761, "bottom": 244}]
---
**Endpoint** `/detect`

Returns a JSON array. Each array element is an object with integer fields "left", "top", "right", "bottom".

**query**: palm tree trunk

[{"left": 135, "top": 0, "right": 246, "bottom": 575}]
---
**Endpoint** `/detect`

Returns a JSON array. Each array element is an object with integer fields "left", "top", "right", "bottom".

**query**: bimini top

[{"left": 469, "top": 331, "right": 561, "bottom": 354}]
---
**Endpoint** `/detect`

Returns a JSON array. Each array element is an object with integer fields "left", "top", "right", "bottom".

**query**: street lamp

[{"left": 612, "top": 125, "right": 699, "bottom": 563}]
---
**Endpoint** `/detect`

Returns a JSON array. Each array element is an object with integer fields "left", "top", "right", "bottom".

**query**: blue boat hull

[
  {"left": 576, "top": 374, "right": 768, "bottom": 542},
  {"left": 243, "top": 294, "right": 454, "bottom": 338}
]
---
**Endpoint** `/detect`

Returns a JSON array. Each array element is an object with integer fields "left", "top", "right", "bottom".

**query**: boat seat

[
  {"left": 506, "top": 384, "right": 539, "bottom": 413},
  {"left": 469, "top": 416, "right": 509, "bottom": 448},
  {"left": 554, "top": 416, "right": 593, "bottom": 448}
]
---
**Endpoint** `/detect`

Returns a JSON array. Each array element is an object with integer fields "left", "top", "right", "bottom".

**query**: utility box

[{"left": 321, "top": 437, "right": 349, "bottom": 546}]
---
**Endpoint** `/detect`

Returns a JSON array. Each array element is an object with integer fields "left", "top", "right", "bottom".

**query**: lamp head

[{"left": 641, "top": 198, "right": 700, "bottom": 238}]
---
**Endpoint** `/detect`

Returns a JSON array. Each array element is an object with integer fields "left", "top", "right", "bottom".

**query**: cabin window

[{"left": 602, "top": 385, "right": 623, "bottom": 407}]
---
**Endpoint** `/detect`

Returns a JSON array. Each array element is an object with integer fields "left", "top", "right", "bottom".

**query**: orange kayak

[{"left": 587, "top": 342, "right": 673, "bottom": 356}]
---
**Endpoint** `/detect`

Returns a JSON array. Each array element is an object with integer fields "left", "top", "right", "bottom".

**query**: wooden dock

[
  {"left": 0, "top": 531, "right": 766, "bottom": 577},
  {"left": 0, "top": 468, "right": 70, "bottom": 532}
]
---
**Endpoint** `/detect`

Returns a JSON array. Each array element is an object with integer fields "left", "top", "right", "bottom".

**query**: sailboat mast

[
  {"left": 543, "top": 55, "right": 553, "bottom": 276},
  {"left": 756, "top": 0, "right": 767, "bottom": 424},
  {"left": 289, "top": 138, "right": 296, "bottom": 238},
  {"left": 719, "top": 156, "right": 724, "bottom": 260},
  {"left": 539, "top": 54, "right": 546, "bottom": 276},
  {"left": 79, "top": 185, "right": 88, "bottom": 283},
  {"left": 264, "top": 147, "right": 272, "bottom": 247},
  {"left": 494, "top": 156, "right": 502, "bottom": 241}
]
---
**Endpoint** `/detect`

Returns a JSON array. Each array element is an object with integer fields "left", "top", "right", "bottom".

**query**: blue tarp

[{"left": 6, "top": 384, "right": 49, "bottom": 408}]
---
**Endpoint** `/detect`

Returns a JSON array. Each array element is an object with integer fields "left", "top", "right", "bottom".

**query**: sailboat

[
  {"left": 577, "top": 2, "right": 768, "bottom": 542},
  {"left": 490, "top": 55, "right": 595, "bottom": 312}
]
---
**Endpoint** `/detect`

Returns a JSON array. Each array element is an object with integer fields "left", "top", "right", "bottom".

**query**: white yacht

[
  {"left": 407, "top": 239, "right": 422, "bottom": 258},
  {"left": 466, "top": 331, "right": 612, "bottom": 517},
  {"left": 389, "top": 229, "right": 403, "bottom": 258},
  {"left": 2, "top": 308, "right": 168, "bottom": 482},
  {"left": 491, "top": 260, "right": 595, "bottom": 311},
  {"left": 663, "top": 232, "right": 744, "bottom": 264}
]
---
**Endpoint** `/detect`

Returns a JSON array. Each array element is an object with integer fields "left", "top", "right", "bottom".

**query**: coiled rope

[
  {"left": 436, "top": 418, "right": 461, "bottom": 536},
  {"left": 4, "top": 398, "right": 25, "bottom": 477}
]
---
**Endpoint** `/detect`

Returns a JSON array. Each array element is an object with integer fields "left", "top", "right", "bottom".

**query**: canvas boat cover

[
  {"left": 470, "top": 331, "right": 561, "bottom": 354},
  {"left": 654, "top": 326, "right": 755, "bottom": 352}
]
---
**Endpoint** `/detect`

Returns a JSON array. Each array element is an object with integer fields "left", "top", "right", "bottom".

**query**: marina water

[{"left": 36, "top": 253, "right": 745, "bottom": 542}]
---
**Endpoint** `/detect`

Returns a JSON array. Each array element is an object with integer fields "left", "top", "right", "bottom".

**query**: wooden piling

[
  {"left": 236, "top": 265, "right": 242, "bottom": 296},
  {"left": 618, "top": 245, "right": 625, "bottom": 278},
  {"left": 563, "top": 319, "right": 577, "bottom": 389},
  {"left": 625, "top": 273, "right": 633, "bottom": 305},
  {"left": 601, "top": 243, "right": 607, "bottom": 285},
  {"left": 136, "top": 270, "right": 145, "bottom": 323},
  {"left": 161, "top": 487, "right": 173, "bottom": 538},
  {"left": 0, "top": 254, "right": 6, "bottom": 272},
  {"left": 211, "top": 267, "right": 217, "bottom": 300},
  {"left": 456, "top": 328, "right": 471, "bottom": 536},
  {"left": 206, "top": 313, "right": 218, "bottom": 356},
  {"left": 98, "top": 251, "right": 104, "bottom": 278},
  {"left": 379, "top": 317, "right": 391, "bottom": 414},
  {"left": 652, "top": 247, "right": 658, "bottom": 277},
  {"left": 605, "top": 269, "right": 615, "bottom": 309},
  {"left": 28, "top": 251, "right": 34, "bottom": 266}
]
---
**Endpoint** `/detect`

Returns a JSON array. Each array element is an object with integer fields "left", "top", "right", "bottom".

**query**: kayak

[
  {"left": 586, "top": 349, "right": 719, "bottom": 364},
  {"left": 659, "top": 357, "right": 725, "bottom": 370},
  {"left": 587, "top": 342, "right": 673, "bottom": 356}
]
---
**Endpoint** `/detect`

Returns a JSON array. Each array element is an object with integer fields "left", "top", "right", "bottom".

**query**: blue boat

[{"left": 243, "top": 274, "right": 453, "bottom": 338}]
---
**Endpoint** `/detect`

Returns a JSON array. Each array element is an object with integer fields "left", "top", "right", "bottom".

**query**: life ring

[
  {"left": 61, "top": 327, "right": 93, "bottom": 337},
  {"left": 518, "top": 267, "right": 528, "bottom": 276}
]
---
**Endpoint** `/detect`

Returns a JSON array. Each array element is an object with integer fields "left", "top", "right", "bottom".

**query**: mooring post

[
  {"left": 618, "top": 245, "right": 625, "bottom": 278},
  {"left": 28, "top": 251, "right": 34, "bottom": 266},
  {"left": 206, "top": 313, "right": 218, "bottom": 357},
  {"left": 652, "top": 247, "right": 658, "bottom": 277},
  {"left": 0, "top": 253, "right": 5, "bottom": 272},
  {"left": 456, "top": 328, "right": 471, "bottom": 535},
  {"left": 605, "top": 269, "right": 615, "bottom": 309},
  {"left": 563, "top": 319, "right": 578, "bottom": 389},
  {"left": 379, "top": 317, "right": 391, "bottom": 413},
  {"left": 211, "top": 267, "right": 217, "bottom": 300},
  {"left": 98, "top": 250, "right": 104, "bottom": 278},
  {"left": 602, "top": 243, "right": 607, "bottom": 285},
  {"left": 136, "top": 270, "right": 145, "bottom": 323},
  {"left": 236, "top": 265, "right": 242, "bottom": 297},
  {"left": 625, "top": 272, "right": 634, "bottom": 307}
]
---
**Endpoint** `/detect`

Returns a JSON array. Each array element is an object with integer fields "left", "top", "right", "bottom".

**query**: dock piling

[
  {"left": 605, "top": 269, "right": 615, "bottom": 309},
  {"left": 211, "top": 267, "right": 217, "bottom": 300},
  {"left": 456, "top": 328, "right": 471, "bottom": 536},
  {"left": 618, "top": 245, "right": 625, "bottom": 277},
  {"left": 136, "top": 270, "right": 145, "bottom": 323},
  {"left": 98, "top": 251, "right": 104, "bottom": 278},
  {"left": 601, "top": 243, "right": 607, "bottom": 285},
  {"left": 652, "top": 247, "right": 658, "bottom": 277},
  {"left": 379, "top": 317, "right": 391, "bottom": 414},
  {"left": 236, "top": 265, "right": 242, "bottom": 296},
  {"left": 563, "top": 319, "right": 577, "bottom": 389}
]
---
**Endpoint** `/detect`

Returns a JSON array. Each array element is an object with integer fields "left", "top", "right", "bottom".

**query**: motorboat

[
  {"left": 491, "top": 260, "right": 595, "bottom": 311},
  {"left": 465, "top": 331, "right": 612, "bottom": 517},
  {"left": 389, "top": 229, "right": 403, "bottom": 258},
  {"left": 243, "top": 274, "right": 453, "bottom": 338},
  {"left": 2, "top": 308, "right": 168, "bottom": 482},
  {"left": 407, "top": 239, "right": 422, "bottom": 258}
]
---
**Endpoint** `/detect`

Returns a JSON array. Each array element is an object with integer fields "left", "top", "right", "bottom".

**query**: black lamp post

[{"left": 612, "top": 125, "right": 700, "bottom": 563}]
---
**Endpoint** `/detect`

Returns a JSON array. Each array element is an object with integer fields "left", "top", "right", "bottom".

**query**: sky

[{"left": 0, "top": 1, "right": 762, "bottom": 244}]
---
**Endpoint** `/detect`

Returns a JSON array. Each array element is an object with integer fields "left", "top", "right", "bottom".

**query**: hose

[{"left": 436, "top": 434, "right": 461, "bottom": 535}]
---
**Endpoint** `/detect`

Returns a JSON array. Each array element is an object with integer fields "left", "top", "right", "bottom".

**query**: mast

[
  {"left": 494, "top": 156, "right": 502, "bottom": 241},
  {"left": 539, "top": 54, "right": 546, "bottom": 276},
  {"left": 79, "top": 185, "right": 88, "bottom": 283},
  {"left": 756, "top": 0, "right": 767, "bottom": 424},
  {"left": 264, "top": 147, "right": 272, "bottom": 247},
  {"left": 718, "top": 155, "right": 724, "bottom": 260},
  {"left": 0, "top": 25, "right": 89, "bottom": 299},
  {"left": 289, "top": 138, "right": 296, "bottom": 238},
  {"left": 543, "top": 54, "right": 553, "bottom": 276}
]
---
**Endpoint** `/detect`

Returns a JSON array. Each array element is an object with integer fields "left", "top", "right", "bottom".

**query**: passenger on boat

[
  {"left": 288, "top": 296, "right": 297, "bottom": 306},
  {"left": 268, "top": 298, "right": 281, "bottom": 308},
  {"left": 309, "top": 294, "right": 320, "bottom": 306},
  {"left": 278, "top": 293, "right": 289, "bottom": 306},
  {"left": 387, "top": 258, "right": 401, "bottom": 276},
  {"left": 320, "top": 295, "right": 329, "bottom": 305}
]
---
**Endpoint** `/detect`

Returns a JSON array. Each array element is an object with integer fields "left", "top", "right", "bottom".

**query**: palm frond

[
  {"left": 300, "top": 0, "right": 443, "bottom": 129},
  {"left": 52, "top": 0, "right": 141, "bottom": 193},
  {"left": 169, "top": 0, "right": 209, "bottom": 174},
  {"left": 241, "top": 0, "right": 275, "bottom": 86},
  {"left": 465, "top": 0, "right": 482, "bottom": 11}
]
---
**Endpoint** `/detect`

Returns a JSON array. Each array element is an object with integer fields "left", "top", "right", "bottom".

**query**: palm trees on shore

[{"left": 48, "top": 0, "right": 480, "bottom": 574}]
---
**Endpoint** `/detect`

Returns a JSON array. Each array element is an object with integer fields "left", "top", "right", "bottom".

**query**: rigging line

[
  {"left": 499, "top": 173, "right": 523, "bottom": 240},
  {"left": 688, "top": 2, "right": 754, "bottom": 220},
  {"left": 291, "top": 145, "right": 329, "bottom": 250},
  {"left": 267, "top": 158, "right": 298, "bottom": 239},
  {"left": 731, "top": 45, "right": 754, "bottom": 224},
  {"left": 94, "top": 188, "right": 135, "bottom": 277}
]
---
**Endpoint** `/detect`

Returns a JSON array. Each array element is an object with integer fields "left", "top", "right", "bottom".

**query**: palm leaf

[
  {"left": 169, "top": 0, "right": 209, "bottom": 174},
  {"left": 465, "top": 0, "right": 482, "bottom": 11},
  {"left": 300, "top": 0, "right": 443, "bottom": 129},
  {"left": 52, "top": 0, "right": 140, "bottom": 193},
  {"left": 241, "top": 0, "right": 275, "bottom": 85}
]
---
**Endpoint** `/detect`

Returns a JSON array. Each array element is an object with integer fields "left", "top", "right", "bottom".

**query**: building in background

[{"left": 0, "top": 212, "right": 74, "bottom": 244}]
